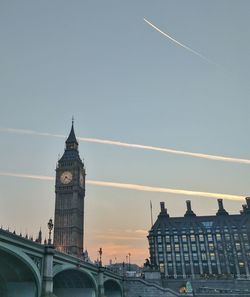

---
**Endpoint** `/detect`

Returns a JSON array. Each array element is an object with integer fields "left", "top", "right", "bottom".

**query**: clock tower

[{"left": 53, "top": 121, "right": 85, "bottom": 256}]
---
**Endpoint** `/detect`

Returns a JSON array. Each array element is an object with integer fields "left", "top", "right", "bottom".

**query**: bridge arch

[
  {"left": 104, "top": 278, "right": 123, "bottom": 297},
  {"left": 53, "top": 264, "right": 98, "bottom": 297},
  {"left": 0, "top": 242, "right": 42, "bottom": 297}
]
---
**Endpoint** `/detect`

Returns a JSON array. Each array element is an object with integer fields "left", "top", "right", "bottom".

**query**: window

[
  {"left": 201, "top": 253, "right": 207, "bottom": 261},
  {"left": 190, "top": 235, "right": 195, "bottom": 242},
  {"left": 159, "top": 254, "right": 164, "bottom": 262},
  {"left": 191, "top": 243, "right": 197, "bottom": 251},
  {"left": 210, "top": 253, "right": 216, "bottom": 261},
  {"left": 200, "top": 243, "right": 206, "bottom": 252},
  {"left": 239, "top": 261, "right": 245, "bottom": 268},
  {"left": 167, "top": 254, "right": 172, "bottom": 261},
  {"left": 243, "top": 233, "right": 248, "bottom": 241},
  {"left": 207, "top": 234, "right": 213, "bottom": 242},
  {"left": 235, "top": 242, "right": 241, "bottom": 251},
  {"left": 182, "top": 235, "right": 187, "bottom": 242},
  {"left": 216, "top": 233, "right": 221, "bottom": 241},
  {"left": 165, "top": 235, "right": 170, "bottom": 243},
  {"left": 158, "top": 244, "right": 163, "bottom": 252},
  {"left": 176, "top": 253, "right": 181, "bottom": 261},
  {"left": 199, "top": 234, "right": 204, "bottom": 241},
  {"left": 183, "top": 244, "right": 188, "bottom": 252},
  {"left": 166, "top": 244, "right": 171, "bottom": 252},
  {"left": 193, "top": 253, "right": 198, "bottom": 261},
  {"left": 174, "top": 235, "right": 179, "bottom": 243},
  {"left": 157, "top": 236, "right": 162, "bottom": 243},
  {"left": 209, "top": 243, "right": 214, "bottom": 250},
  {"left": 184, "top": 253, "right": 189, "bottom": 261},
  {"left": 175, "top": 244, "right": 180, "bottom": 252}
]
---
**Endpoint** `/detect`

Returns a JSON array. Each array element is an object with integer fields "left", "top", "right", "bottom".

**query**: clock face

[
  {"left": 60, "top": 171, "right": 73, "bottom": 184},
  {"left": 79, "top": 172, "right": 84, "bottom": 187}
]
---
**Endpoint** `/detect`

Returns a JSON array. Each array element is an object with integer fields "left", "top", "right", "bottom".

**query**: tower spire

[{"left": 66, "top": 119, "right": 78, "bottom": 150}]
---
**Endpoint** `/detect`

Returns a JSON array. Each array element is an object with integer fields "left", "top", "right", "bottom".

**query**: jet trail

[
  {"left": 0, "top": 171, "right": 245, "bottom": 201},
  {"left": 1, "top": 127, "right": 250, "bottom": 165},
  {"left": 144, "top": 18, "right": 214, "bottom": 64}
]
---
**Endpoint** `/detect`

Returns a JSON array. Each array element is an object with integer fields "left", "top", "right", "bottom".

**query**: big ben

[{"left": 53, "top": 121, "right": 85, "bottom": 256}]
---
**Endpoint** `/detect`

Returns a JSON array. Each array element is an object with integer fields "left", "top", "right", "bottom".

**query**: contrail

[
  {"left": 144, "top": 18, "right": 215, "bottom": 64},
  {"left": 0, "top": 171, "right": 245, "bottom": 201},
  {"left": 1, "top": 127, "right": 250, "bottom": 165}
]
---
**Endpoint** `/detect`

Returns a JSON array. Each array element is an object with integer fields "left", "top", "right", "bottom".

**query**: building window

[
  {"left": 158, "top": 244, "right": 163, "bottom": 252},
  {"left": 239, "top": 261, "right": 245, "bottom": 268},
  {"left": 157, "top": 236, "right": 162, "bottom": 243},
  {"left": 209, "top": 243, "right": 214, "bottom": 250},
  {"left": 216, "top": 233, "right": 221, "bottom": 241},
  {"left": 210, "top": 253, "right": 216, "bottom": 261},
  {"left": 235, "top": 242, "right": 241, "bottom": 251},
  {"left": 199, "top": 234, "right": 204, "bottom": 241},
  {"left": 207, "top": 234, "right": 213, "bottom": 242},
  {"left": 190, "top": 235, "right": 195, "bottom": 242},
  {"left": 174, "top": 235, "right": 179, "bottom": 243},
  {"left": 165, "top": 235, "right": 170, "bottom": 243},
  {"left": 193, "top": 253, "right": 198, "bottom": 261},
  {"left": 183, "top": 244, "right": 188, "bottom": 252},
  {"left": 167, "top": 253, "right": 172, "bottom": 261},
  {"left": 176, "top": 253, "right": 181, "bottom": 262},
  {"left": 175, "top": 244, "right": 180, "bottom": 252},
  {"left": 184, "top": 253, "right": 189, "bottom": 261},
  {"left": 243, "top": 233, "right": 248, "bottom": 241},
  {"left": 201, "top": 253, "right": 207, "bottom": 261},
  {"left": 166, "top": 244, "right": 171, "bottom": 252},
  {"left": 182, "top": 235, "right": 187, "bottom": 242},
  {"left": 191, "top": 243, "right": 197, "bottom": 251},
  {"left": 200, "top": 243, "right": 206, "bottom": 251}
]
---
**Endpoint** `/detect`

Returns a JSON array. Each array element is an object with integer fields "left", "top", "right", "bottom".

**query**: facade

[
  {"left": 148, "top": 198, "right": 250, "bottom": 280},
  {"left": 53, "top": 122, "right": 86, "bottom": 256}
]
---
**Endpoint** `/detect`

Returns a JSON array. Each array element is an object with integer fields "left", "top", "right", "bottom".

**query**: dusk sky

[{"left": 1, "top": 1, "right": 250, "bottom": 265}]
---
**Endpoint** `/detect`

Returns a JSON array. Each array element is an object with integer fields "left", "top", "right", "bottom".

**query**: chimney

[
  {"left": 160, "top": 202, "right": 165, "bottom": 213},
  {"left": 218, "top": 199, "right": 223, "bottom": 210},
  {"left": 216, "top": 199, "right": 228, "bottom": 216},
  {"left": 184, "top": 200, "right": 196, "bottom": 217},
  {"left": 159, "top": 202, "right": 169, "bottom": 217},
  {"left": 186, "top": 200, "right": 191, "bottom": 211}
]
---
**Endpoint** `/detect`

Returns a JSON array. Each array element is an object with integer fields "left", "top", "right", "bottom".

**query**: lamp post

[
  {"left": 47, "top": 218, "right": 54, "bottom": 245},
  {"left": 128, "top": 252, "right": 131, "bottom": 271},
  {"left": 98, "top": 247, "right": 103, "bottom": 267}
]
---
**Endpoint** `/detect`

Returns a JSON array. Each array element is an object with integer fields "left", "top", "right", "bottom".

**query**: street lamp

[
  {"left": 98, "top": 247, "right": 103, "bottom": 267},
  {"left": 47, "top": 218, "right": 54, "bottom": 245}
]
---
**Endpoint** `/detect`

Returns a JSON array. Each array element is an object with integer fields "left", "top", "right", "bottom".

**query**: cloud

[
  {"left": 0, "top": 171, "right": 245, "bottom": 201},
  {"left": 144, "top": 18, "right": 216, "bottom": 65},
  {"left": 1, "top": 127, "right": 250, "bottom": 165}
]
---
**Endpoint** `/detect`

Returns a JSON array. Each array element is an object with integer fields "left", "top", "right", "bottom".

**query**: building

[
  {"left": 148, "top": 198, "right": 250, "bottom": 280},
  {"left": 53, "top": 121, "right": 86, "bottom": 256}
]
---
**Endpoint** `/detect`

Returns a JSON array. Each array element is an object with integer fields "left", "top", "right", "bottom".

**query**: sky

[{"left": 1, "top": 0, "right": 250, "bottom": 265}]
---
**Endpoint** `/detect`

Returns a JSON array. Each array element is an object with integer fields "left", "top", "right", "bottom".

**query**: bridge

[{"left": 0, "top": 228, "right": 124, "bottom": 297}]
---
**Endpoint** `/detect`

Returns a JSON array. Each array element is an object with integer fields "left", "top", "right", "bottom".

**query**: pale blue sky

[{"left": 1, "top": 0, "right": 250, "bottom": 263}]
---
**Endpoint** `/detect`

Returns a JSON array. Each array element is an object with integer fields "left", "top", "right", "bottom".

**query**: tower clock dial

[
  {"left": 79, "top": 172, "right": 84, "bottom": 187},
  {"left": 60, "top": 171, "right": 73, "bottom": 184}
]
